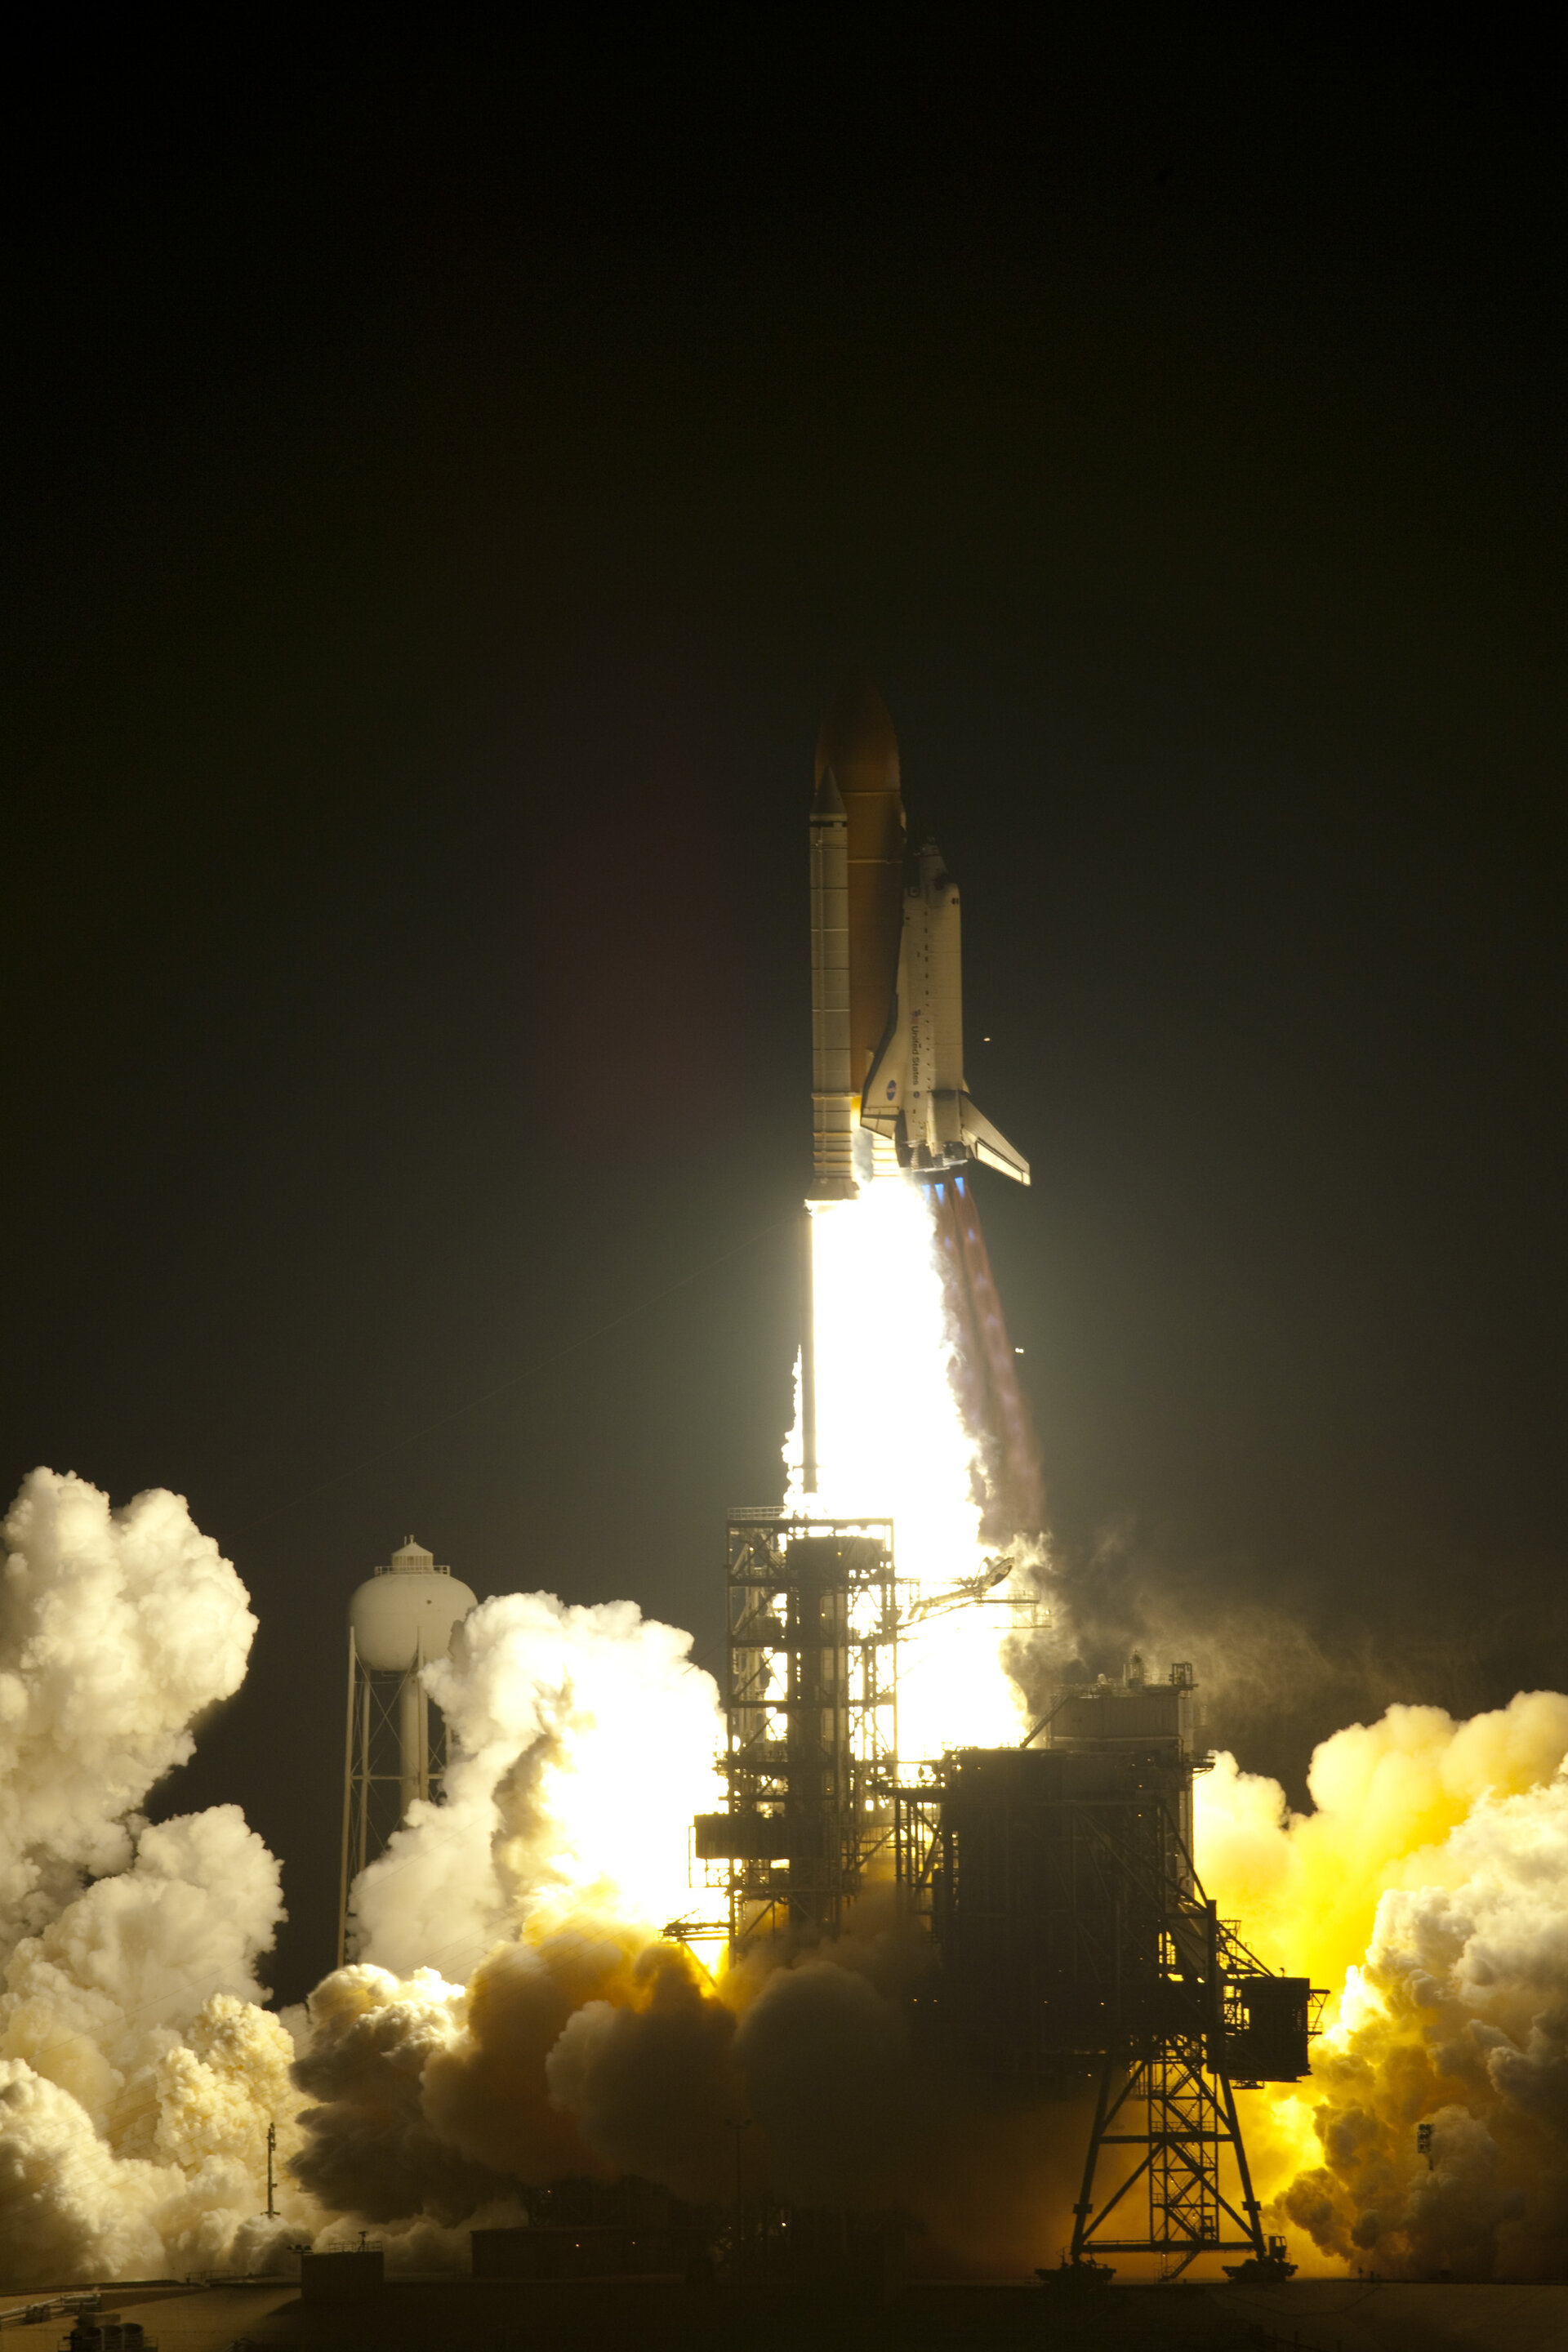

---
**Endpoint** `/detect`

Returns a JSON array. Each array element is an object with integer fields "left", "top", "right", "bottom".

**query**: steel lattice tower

[{"left": 894, "top": 1666, "right": 1322, "bottom": 2277}]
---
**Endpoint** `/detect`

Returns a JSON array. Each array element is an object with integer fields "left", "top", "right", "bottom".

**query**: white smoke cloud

[
  {"left": 0, "top": 1470, "right": 257, "bottom": 1958},
  {"left": 0, "top": 2063, "right": 171, "bottom": 2283},
  {"left": 0, "top": 1470, "right": 304, "bottom": 2290},
  {"left": 1196, "top": 1690, "right": 1568, "bottom": 1994},
  {"left": 2, "top": 1808, "right": 283, "bottom": 2131},
  {"left": 0, "top": 1477, "right": 731, "bottom": 2284},
  {"left": 349, "top": 1591, "right": 722, "bottom": 1977},
  {"left": 1197, "top": 1691, "right": 1568, "bottom": 2280},
  {"left": 8, "top": 1454, "right": 1564, "bottom": 2292},
  {"left": 1274, "top": 1767, "right": 1568, "bottom": 2278}
]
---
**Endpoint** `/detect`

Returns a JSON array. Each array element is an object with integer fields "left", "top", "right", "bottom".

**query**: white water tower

[{"left": 337, "top": 1535, "right": 477, "bottom": 1963}]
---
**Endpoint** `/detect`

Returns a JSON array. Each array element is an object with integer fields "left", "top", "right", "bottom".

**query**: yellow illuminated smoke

[
  {"left": 782, "top": 1175, "right": 1026, "bottom": 1758},
  {"left": 1194, "top": 1691, "right": 1568, "bottom": 2276}
]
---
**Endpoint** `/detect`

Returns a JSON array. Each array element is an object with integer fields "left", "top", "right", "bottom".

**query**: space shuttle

[{"left": 808, "top": 679, "right": 1029, "bottom": 1196}]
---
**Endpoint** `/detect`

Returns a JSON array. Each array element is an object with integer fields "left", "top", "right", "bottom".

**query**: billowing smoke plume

[
  {"left": 292, "top": 1934, "right": 727, "bottom": 2220},
  {"left": 9, "top": 1196, "right": 1567, "bottom": 2289},
  {"left": 294, "top": 1548, "right": 1087, "bottom": 2271},
  {"left": 292, "top": 1187, "right": 1568, "bottom": 2285},
  {"left": 0, "top": 1469, "right": 256, "bottom": 1958},
  {"left": 1196, "top": 1690, "right": 1568, "bottom": 2279},
  {"left": 1003, "top": 1506, "right": 1568, "bottom": 1812},
  {"left": 0, "top": 1471, "right": 302, "bottom": 2287},
  {"left": 294, "top": 1909, "right": 1086, "bottom": 2273},
  {"left": 350, "top": 1590, "right": 724, "bottom": 1977}
]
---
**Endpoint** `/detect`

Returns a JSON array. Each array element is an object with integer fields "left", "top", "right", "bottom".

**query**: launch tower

[
  {"left": 691, "top": 1512, "right": 898, "bottom": 1949},
  {"left": 678, "top": 688, "right": 1319, "bottom": 2272},
  {"left": 895, "top": 1663, "right": 1323, "bottom": 2276}
]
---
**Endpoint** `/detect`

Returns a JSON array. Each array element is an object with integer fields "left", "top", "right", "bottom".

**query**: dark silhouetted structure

[
  {"left": 896, "top": 1662, "right": 1322, "bottom": 2277},
  {"left": 688, "top": 1512, "right": 898, "bottom": 1948}
]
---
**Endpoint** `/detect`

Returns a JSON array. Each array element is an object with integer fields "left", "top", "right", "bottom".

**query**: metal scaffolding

[
  {"left": 1071, "top": 2031, "right": 1261, "bottom": 2274},
  {"left": 691, "top": 1512, "right": 898, "bottom": 1952},
  {"left": 671, "top": 1501, "right": 1321, "bottom": 2278},
  {"left": 894, "top": 1666, "right": 1322, "bottom": 2277}
]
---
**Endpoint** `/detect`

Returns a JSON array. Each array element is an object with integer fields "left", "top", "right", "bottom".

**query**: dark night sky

[{"left": 7, "top": 27, "right": 1565, "bottom": 1998}]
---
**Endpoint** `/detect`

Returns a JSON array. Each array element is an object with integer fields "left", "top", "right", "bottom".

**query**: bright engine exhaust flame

[{"left": 782, "top": 1175, "right": 1028, "bottom": 1758}]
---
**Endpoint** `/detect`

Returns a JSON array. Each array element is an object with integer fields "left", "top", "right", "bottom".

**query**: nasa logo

[{"left": 886, "top": 1081, "right": 897, "bottom": 1100}]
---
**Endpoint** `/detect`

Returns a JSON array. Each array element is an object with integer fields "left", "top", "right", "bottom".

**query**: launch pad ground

[{"left": 6, "top": 2278, "right": 1566, "bottom": 2352}]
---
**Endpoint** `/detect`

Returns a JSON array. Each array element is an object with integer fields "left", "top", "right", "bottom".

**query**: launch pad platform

[{"left": 6, "top": 2276, "right": 1565, "bottom": 2352}]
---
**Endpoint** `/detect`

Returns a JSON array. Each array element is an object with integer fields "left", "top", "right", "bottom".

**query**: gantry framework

[
  {"left": 893, "top": 1670, "right": 1323, "bottom": 2277},
  {"left": 671, "top": 1511, "right": 1321, "bottom": 2278},
  {"left": 690, "top": 1512, "right": 898, "bottom": 1951}
]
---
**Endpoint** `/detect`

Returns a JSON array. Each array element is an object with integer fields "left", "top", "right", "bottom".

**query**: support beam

[{"left": 1070, "top": 2037, "right": 1267, "bottom": 2277}]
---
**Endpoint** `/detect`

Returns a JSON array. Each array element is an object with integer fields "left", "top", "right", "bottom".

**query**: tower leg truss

[
  {"left": 892, "top": 1671, "right": 1321, "bottom": 2278},
  {"left": 1071, "top": 2034, "right": 1263, "bottom": 2278}
]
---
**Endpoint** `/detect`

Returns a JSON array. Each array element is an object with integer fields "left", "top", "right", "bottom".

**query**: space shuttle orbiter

[{"left": 808, "top": 678, "right": 1029, "bottom": 1196}]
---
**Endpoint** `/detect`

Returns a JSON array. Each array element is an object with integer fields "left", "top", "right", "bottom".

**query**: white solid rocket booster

[{"left": 808, "top": 766, "right": 855, "bottom": 1198}]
